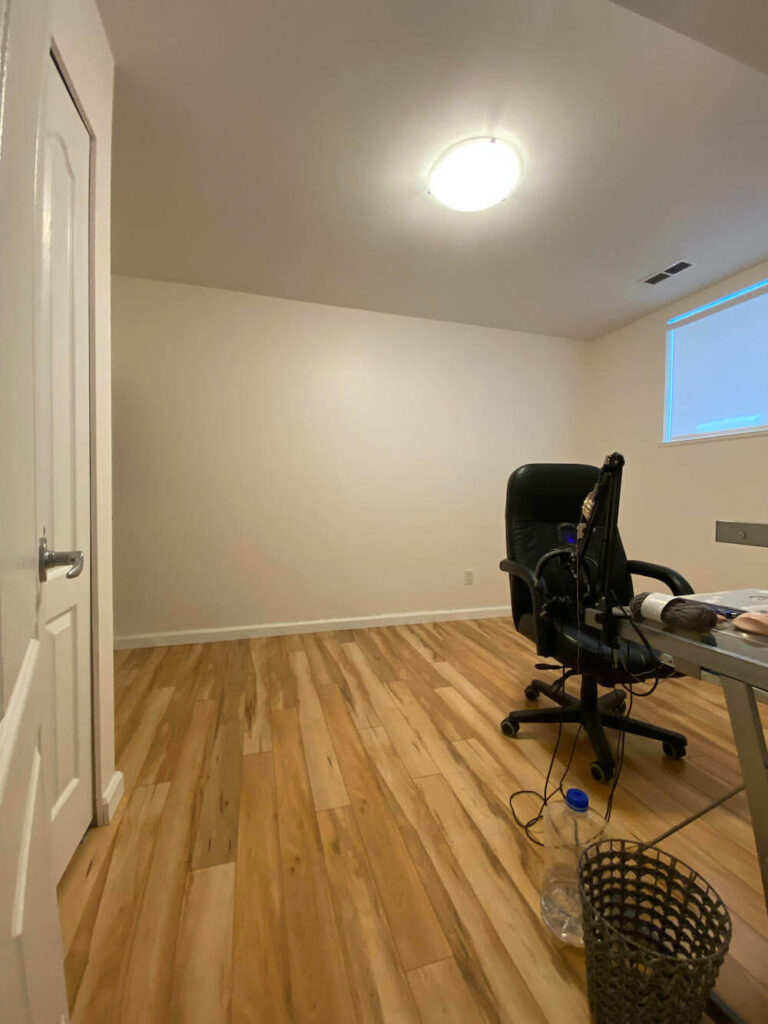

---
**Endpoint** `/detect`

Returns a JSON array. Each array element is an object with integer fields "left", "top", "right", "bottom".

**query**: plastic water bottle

[{"left": 540, "top": 788, "right": 608, "bottom": 946}]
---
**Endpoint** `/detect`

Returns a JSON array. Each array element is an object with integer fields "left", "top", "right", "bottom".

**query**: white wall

[
  {"left": 112, "top": 276, "right": 587, "bottom": 643},
  {"left": 584, "top": 258, "right": 768, "bottom": 594}
]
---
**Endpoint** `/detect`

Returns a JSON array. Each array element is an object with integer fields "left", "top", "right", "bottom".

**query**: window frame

[{"left": 662, "top": 277, "right": 768, "bottom": 445}]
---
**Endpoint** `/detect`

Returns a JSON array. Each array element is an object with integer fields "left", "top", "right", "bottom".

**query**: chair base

[{"left": 500, "top": 674, "right": 687, "bottom": 783}]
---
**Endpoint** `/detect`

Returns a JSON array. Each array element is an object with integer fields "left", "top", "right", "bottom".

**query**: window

[{"left": 664, "top": 279, "right": 768, "bottom": 443}]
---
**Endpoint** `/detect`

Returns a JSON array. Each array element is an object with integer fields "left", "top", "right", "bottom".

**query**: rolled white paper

[{"left": 639, "top": 592, "right": 675, "bottom": 624}]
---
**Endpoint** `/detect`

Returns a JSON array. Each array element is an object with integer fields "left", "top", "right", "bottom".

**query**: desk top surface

[{"left": 585, "top": 608, "right": 768, "bottom": 692}]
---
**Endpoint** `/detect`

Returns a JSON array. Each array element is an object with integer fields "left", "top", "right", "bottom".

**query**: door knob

[{"left": 38, "top": 535, "right": 85, "bottom": 582}]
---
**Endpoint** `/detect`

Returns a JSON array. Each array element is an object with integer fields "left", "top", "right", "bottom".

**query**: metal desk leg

[{"left": 723, "top": 677, "right": 768, "bottom": 910}]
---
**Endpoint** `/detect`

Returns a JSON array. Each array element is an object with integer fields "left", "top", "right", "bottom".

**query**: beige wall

[
  {"left": 112, "top": 276, "right": 586, "bottom": 643},
  {"left": 113, "top": 260, "right": 768, "bottom": 643},
  {"left": 584, "top": 258, "right": 768, "bottom": 594}
]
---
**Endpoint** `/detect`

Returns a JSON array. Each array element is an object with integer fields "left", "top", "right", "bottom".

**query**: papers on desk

[{"left": 692, "top": 589, "right": 768, "bottom": 612}]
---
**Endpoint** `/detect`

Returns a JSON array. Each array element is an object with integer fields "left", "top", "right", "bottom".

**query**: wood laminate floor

[{"left": 58, "top": 619, "right": 768, "bottom": 1023}]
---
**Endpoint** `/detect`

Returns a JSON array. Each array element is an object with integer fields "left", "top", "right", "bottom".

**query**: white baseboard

[
  {"left": 114, "top": 605, "right": 509, "bottom": 650},
  {"left": 99, "top": 770, "right": 124, "bottom": 825}
]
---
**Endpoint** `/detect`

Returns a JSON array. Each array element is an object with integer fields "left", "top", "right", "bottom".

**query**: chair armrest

[
  {"left": 499, "top": 558, "right": 548, "bottom": 614},
  {"left": 499, "top": 558, "right": 541, "bottom": 588},
  {"left": 627, "top": 559, "right": 694, "bottom": 597}
]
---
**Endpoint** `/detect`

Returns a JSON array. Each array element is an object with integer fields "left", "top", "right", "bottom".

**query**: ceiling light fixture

[{"left": 428, "top": 137, "right": 522, "bottom": 212}]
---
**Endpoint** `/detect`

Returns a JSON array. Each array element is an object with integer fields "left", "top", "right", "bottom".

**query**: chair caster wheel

[
  {"left": 663, "top": 741, "right": 686, "bottom": 760},
  {"left": 590, "top": 761, "right": 613, "bottom": 784},
  {"left": 501, "top": 718, "right": 520, "bottom": 737},
  {"left": 524, "top": 685, "right": 539, "bottom": 701}
]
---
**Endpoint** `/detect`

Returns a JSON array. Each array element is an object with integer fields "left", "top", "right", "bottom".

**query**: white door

[
  {"left": 36, "top": 54, "right": 94, "bottom": 884},
  {"left": 0, "top": 0, "right": 76, "bottom": 1018}
]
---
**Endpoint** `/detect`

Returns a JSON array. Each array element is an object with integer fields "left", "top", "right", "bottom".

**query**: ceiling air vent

[{"left": 643, "top": 260, "right": 694, "bottom": 285}]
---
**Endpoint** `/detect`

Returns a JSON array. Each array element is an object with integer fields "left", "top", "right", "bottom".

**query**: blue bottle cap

[{"left": 565, "top": 788, "right": 589, "bottom": 812}]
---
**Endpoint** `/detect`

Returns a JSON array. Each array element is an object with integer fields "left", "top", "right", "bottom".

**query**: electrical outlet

[{"left": 464, "top": 569, "right": 474, "bottom": 586}]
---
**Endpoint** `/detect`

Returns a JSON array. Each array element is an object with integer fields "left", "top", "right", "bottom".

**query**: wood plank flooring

[{"left": 59, "top": 619, "right": 768, "bottom": 1023}]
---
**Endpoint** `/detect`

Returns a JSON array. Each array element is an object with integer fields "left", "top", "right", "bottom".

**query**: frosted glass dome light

[{"left": 428, "top": 137, "right": 522, "bottom": 212}]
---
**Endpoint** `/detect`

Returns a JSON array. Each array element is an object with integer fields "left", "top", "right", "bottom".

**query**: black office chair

[{"left": 499, "top": 463, "right": 691, "bottom": 782}]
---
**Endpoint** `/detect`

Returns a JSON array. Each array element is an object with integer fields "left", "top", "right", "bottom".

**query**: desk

[{"left": 585, "top": 609, "right": 768, "bottom": 910}]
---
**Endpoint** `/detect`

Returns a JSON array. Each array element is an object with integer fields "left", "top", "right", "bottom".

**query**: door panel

[
  {"left": 0, "top": 0, "right": 48, "bottom": 713},
  {"left": 36, "top": 55, "right": 93, "bottom": 883},
  {"left": 45, "top": 133, "right": 78, "bottom": 549},
  {"left": 47, "top": 607, "right": 77, "bottom": 802},
  {"left": 0, "top": 642, "right": 68, "bottom": 1024},
  {"left": 0, "top": 0, "right": 74, "bottom": 1017},
  {"left": 14, "top": 745, "right": 66, "bottom": 1024}
]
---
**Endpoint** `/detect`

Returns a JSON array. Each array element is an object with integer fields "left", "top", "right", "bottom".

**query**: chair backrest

[{"left": 504, "top": 463, "right": 634, "bottom": 630}]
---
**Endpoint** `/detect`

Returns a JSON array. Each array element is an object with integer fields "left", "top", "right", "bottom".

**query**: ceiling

[
  {"left": 97, "top": 0, "right": 768, "bottom": 340},
  {"left": 612, "top": 1, "right": 768, "bottom": 76}
]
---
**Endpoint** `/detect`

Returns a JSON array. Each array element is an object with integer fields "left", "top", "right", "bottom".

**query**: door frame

[{"left": 45, "top": 0, "right": 119, "bottom": 827}]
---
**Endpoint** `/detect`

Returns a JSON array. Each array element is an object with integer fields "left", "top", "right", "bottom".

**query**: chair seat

[{"left": 518, "top": 613, "right": 667, "bottom": 684}]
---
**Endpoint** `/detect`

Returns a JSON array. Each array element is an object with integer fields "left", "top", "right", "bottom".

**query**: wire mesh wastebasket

[{"left": 578, "top": 839, "right": 731, "bottom": 1024}]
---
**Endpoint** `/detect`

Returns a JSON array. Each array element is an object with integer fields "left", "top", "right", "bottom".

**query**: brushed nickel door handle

[{"left": 38, "top": 535, "right": 85, "bottom": 582}]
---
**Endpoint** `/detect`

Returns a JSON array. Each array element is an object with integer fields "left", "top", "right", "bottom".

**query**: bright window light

[
  {"left": 428, "top": 137, "right": 522, "bottom": 212},
  {"left": 664, "top": 279, "right": 768, "bottom": 443}
]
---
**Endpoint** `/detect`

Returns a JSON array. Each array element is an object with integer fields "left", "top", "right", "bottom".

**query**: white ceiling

[
  {"left": 97, "top": 0, "right": 768, "bottom": 340},
  {"left": 612, "top": 1, "right": 768, "bottom": 76}
]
